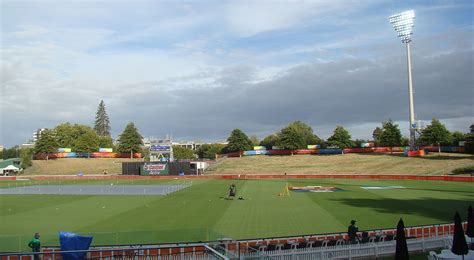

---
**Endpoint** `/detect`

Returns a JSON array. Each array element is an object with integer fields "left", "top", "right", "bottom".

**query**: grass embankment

[
  {"left": 0, "top": 178, "right": 472, "bottom": 251},
  {"left": 22, "top": 158, "right": 142, "bottom": 175},
  {"left": 210, "top": 153, "right": 474, "bottom": 175}
]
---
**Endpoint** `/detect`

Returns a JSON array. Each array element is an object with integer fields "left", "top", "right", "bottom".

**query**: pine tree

[
  {"left": 117, "top": 122, "right": 143, "bottom": 153},
  {"left": 94, "top": 100, "right": 111, "bottom": 136}
]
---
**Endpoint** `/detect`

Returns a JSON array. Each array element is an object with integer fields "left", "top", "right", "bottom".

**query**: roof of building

[{"left": 0, "top": 158, "right": 21, "bottom": 169}]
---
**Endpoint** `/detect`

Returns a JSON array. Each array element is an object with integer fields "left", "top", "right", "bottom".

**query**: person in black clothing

[
  {"left": 228, "top": 184, "right": 236, "bottom": 199},
  {"left": 348, "top": 220, "right": 360, "bottom": 243}
]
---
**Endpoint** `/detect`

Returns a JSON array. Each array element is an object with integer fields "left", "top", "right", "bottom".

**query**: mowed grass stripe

[
  {"left": 213, "top": 179, "right": 345, "bottom": 239},
  {"left": 293, "top": 179, "right": 473, "bottom": 231},
  {"left": 0, "top": 179, "right": 472, "bottom": 252},
  {"left": 74, "top": 179, "right": 235, "bottom": 244}
]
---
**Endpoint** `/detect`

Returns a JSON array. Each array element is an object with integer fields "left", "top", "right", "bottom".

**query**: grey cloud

[{"left": 96, "top": 47, "right": 473, "bottom": 143}]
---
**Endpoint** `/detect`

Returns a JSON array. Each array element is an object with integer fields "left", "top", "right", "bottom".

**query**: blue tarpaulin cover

[{"left": 59, "top": 231, "right": 93, "bottom": 260}]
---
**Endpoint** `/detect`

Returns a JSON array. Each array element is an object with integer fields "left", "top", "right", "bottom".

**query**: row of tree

[
  {"left": 34, "top": 122, "right": 143, "bottom": 154},
  {"left": 221, "top": 119, "right": 473, "bottom": 154}
]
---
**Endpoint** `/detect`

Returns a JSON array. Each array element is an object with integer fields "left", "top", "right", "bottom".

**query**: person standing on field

[{"left": 28, "top": 233, "right": 41, "bottom": 260}]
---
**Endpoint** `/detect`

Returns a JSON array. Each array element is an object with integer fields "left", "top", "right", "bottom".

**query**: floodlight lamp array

[{"left": 389, "top": 10, "right": 415, "bottom": 43}]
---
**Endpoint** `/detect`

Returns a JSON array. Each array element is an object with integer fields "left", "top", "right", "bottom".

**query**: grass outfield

[
  {"left": 22, "top": 158, "right": 142, "bottom": 175},
  {"left": 211, "top": 153, "right": 474, "bottom": 175},
  {"left": 0, "top": 178, "right": 472, "bottom": 252},
  {"left": 19, "top": 153, "right": 474, "bottom": 176}
]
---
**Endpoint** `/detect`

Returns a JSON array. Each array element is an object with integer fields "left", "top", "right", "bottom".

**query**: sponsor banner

[
  {"left": 307, "top": 145, "right": 320, "bottom": 149},
  {"left": 141, "top": 163, "right": 169, "bottom": 176},
  {"left": 99, "top": 148, "right": 113, "bottom": 152},
  {"left": 253, "top": 146, "right": 266, "bottom": 150},
  {"left": 58, "top": 148, "right": 72, "bottom": 153},
  {"left": 150, "top": 145, "right": 171, "bottom": 151},
  {"left": 361, "top": 186, "right": 405, "bottom": 190},
  {"left": 244, "top": 150, "right": 269, "bottom": 156}
]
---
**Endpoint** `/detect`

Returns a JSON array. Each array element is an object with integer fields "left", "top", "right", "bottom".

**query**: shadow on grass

[{"left": 331, "top": 197, "right": 472, "bottom": 222}]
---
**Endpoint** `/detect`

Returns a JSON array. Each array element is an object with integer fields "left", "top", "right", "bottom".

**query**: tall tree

[
  {"left": 327, "top": 126, "right": 353, "bottom": 149},
  {"left": 465, "top": 124, "right": 474, "bottom": 154},
  {"left": 172, "top": 146, "right": 196, "bottom": 160},
  {"left": 372, "top": 127, "right": 383, "bottom": 146},
  {"left": 117, "top": 122, "right": 143, "bottom": 153},
  {"left": 260, "top": 134, "right": 280, "bottom": 149},
  {"left": 197, "top": 144, "right": 225, "bottom": 159},
  {"left": 277, "top": 125, "right": 306, "bottom": 153},
  {"left": 54, "top": 123, "right": 76, "bottom": 148},
  {"left": 419, "top": 118, "right": 452, "bottom": 146},
  {"left": 94, "top": 100, "right": 111, "bottom": 136},
  {"left": 20, "top": 148, "right": 34, "bottom": 169},
  {"left": 225, "top": 129, "right": 253, "bottom": 153},
  {"left": 1, "top": 146, "right": 21, "bottom": 159},
  {"left": 379, "top": 120, "right": 402, "bottom": 154},
  {"left": 419, "top": 118, "right": 452, "bottom": 154},
  {"left": 73, "top": 128, "right": 100, "bottom": 152},
  {"left": 287, "top": 121, "right": 321, "bottom": 145},
  {"left": 34, "top": 129, "right": 58, "bottom": 153},
  {"left": 451, "top": 131, "right": 468, "bottom": 146}
]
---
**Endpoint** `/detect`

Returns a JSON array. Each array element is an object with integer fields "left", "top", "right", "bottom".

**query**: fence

[
  {"left": 237, "top": 235, "right": 452, "bottom": 259},
  {"left": 1, "top": 222, "right": 465, "bottom": 258},
  {"left": 0, "top": 228, "right": 225, "bottom": 253},
  {"left": 0, "top": 244, "right": 229, "bottom": 260}
]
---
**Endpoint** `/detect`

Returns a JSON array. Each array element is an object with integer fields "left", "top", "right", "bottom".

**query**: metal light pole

[{"left": 389, "top": 10, "right": 416, "bottom": 150}]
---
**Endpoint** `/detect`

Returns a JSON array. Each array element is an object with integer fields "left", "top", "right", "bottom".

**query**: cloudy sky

[{"left": 1, "top": 0, "right": 473, "bottom": 147}]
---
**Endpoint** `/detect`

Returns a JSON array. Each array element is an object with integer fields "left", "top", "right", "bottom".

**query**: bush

[{"left": 451, "top": 166, "right": 474, "bottom": 176}]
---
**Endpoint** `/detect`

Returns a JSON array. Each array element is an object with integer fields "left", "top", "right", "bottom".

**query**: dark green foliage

[
  {"left": 197, "top": 144, "right": 225, "bottom": 159},
  {"left": 117, "top": 122, "right": 143, "bottom": 153},
  {"left": 401, "top": 137, "right": 409, "bottom": 146},
  {"left": 73, "top": 129, "right": 100, "bottom": 152},
  {"left": 225, "top": 129, "right": 253, "bottom": 152},
  {"left": 419, "top": 118, "right": 452, "bottom": 146},
  {"left": 451, "top": 131, "right": 468, "bottom": 146},
  {"left": 20, "top": 148, "right": 33, "bottom": 169},
  {"left": 249, "top": 135, "right": 260, "bottom": 146},
  {"left": 1, "top": 146, "right": 21, "bottom": 159},
  {"left": 34, "top": 129, "right": 58, "bottom": 153},
  {"left": 353, "top": 139, "right": 368, "bottom": 148},
  {"left": 54, "top": 123, "right": 76, "bottom": 148},
  {"left": 286, "top": 121, "right": 321, "bottom": 146},
  {"left": 451, "top": 166, "right": 474, "bottom": 176},
  {"left": 277, "top": 125, "right": 306, "bottom": 151},
  {"left": 372, "top": 127, "right": 383, "bottom": 146},
  {"left": 54, "top": 123, "right": 103, "bottom": 152},
  {"left": 465, "top": 124, "right": 474, "bottom": 154},
  {"left": 379, "top": 120, "right": 402, "bottom": 152},
  {"left": 98, "top": 135, "right": 114, "bottom": 148},
  {"left": 173, "top": 146, "right": 196, "bottom": 160},
  {"left": 327, "top": 126, "right": 353, "bottom": 149},
  {"left": 260, "top": 134, "right": 280, "bottom": 149},
  {"left": 94, "top": 100, "right": 111, "bottom": 136}
]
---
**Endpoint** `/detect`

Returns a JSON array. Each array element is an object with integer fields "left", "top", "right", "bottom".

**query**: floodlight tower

[{"left": 389, "top": 10, "right": 416, "bottom": 150}]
